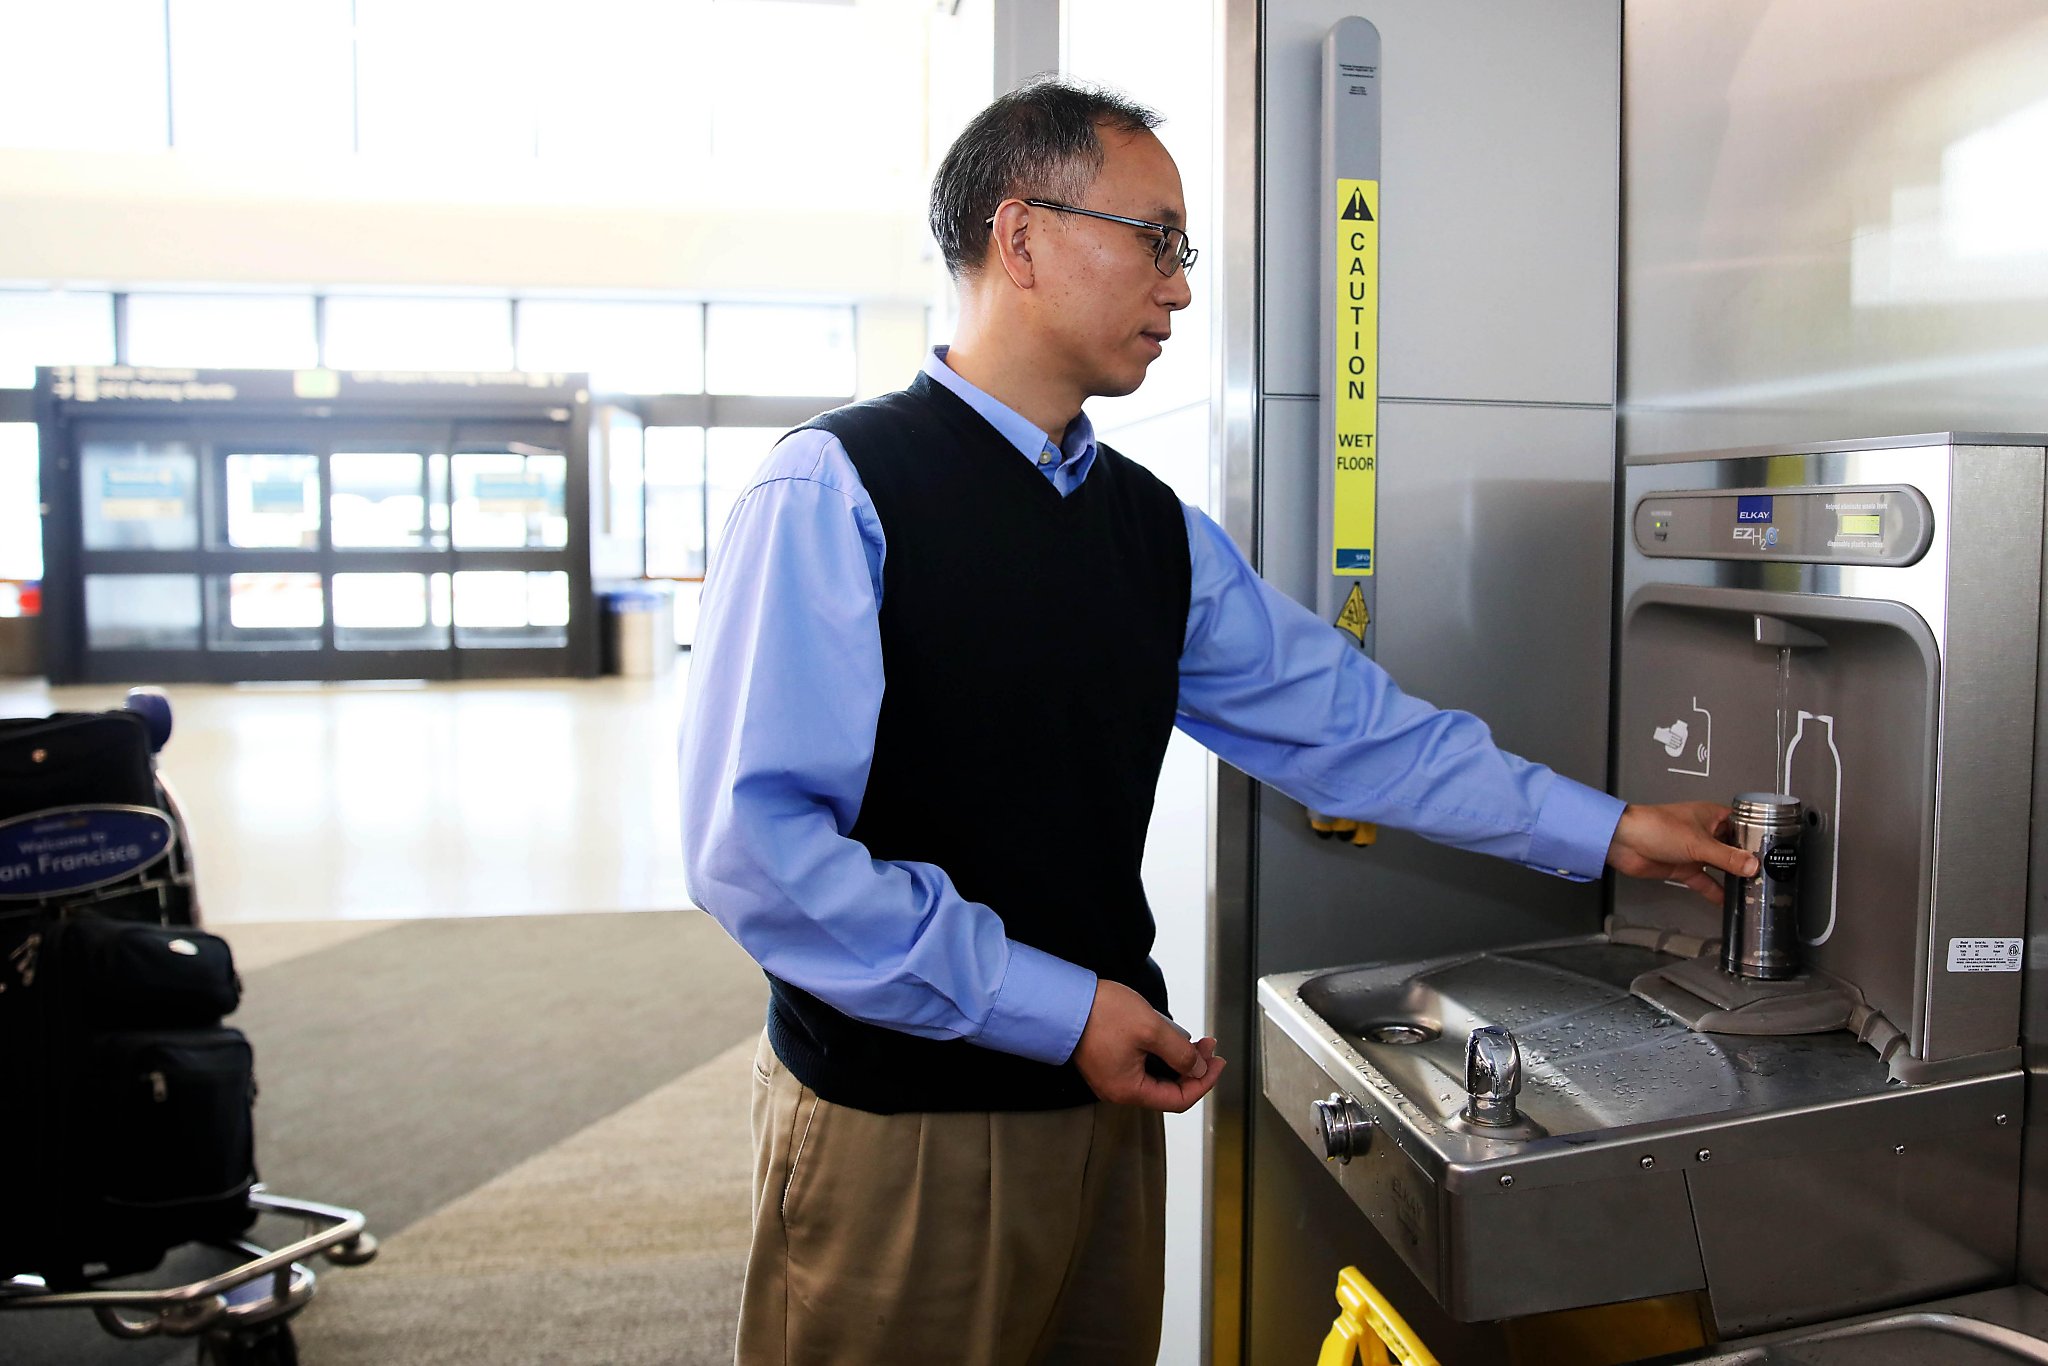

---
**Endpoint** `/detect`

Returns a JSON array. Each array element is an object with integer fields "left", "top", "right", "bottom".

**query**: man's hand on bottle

[
  {"left": 1607, "top": 800, "right": 1760, "bottom": 904},
  {"left": 1072, "top": 980, "right": 1224, "bottom": 1112}
]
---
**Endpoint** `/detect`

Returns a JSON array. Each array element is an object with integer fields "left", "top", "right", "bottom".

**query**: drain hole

[{"left": 1362, "top": 1022, "right": 1438, "bottom": 1046}]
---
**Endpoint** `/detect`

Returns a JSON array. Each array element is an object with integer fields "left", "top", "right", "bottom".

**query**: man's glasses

[{"left": 985, "top": 198, "right": 1198, "bottom": 278}]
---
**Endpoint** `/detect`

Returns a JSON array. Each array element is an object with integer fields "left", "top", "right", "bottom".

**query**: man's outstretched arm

[{"left": 1173, "top": 505, "right": 1751, "bottom": 901}]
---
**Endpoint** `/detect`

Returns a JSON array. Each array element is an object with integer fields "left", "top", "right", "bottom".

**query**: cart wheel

[
  {"left": 201, "top": 1322, "right": 298, "bottom": 1366},
  {"left": 325, "top": 1230, "right": 379, "bottom": 1266}
]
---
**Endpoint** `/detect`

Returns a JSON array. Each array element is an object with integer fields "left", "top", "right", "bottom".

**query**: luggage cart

[
  {"left": 1, "top": 1190, "right": 378, "bottom": 1364},
  {"left": 0, "top": 689, "right": 377, "bottom": 1364}
]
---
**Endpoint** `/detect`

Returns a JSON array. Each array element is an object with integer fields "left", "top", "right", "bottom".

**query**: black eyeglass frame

[{"left": 984, "top": 198, "right": 1198, "bottom": 277}]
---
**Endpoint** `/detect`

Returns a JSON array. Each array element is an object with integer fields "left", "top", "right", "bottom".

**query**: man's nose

[{"left": 1159, "top": 267, "right": 1192, "bottom": 310}]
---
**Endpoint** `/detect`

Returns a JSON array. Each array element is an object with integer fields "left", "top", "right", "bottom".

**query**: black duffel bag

[
  {"left": 0, "top": 910, "right": 258, "bottom": 1285},
  {"left": 56, "top": 912, "right": 241, "bottom": 1028}
]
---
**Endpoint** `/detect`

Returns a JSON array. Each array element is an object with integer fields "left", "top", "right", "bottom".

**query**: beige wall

[
  {"left": 0, "top": 148, "right": 936, "bottom": 301},
  {"left": 854, "top": 302, "right": 929, "bottom": 398}
]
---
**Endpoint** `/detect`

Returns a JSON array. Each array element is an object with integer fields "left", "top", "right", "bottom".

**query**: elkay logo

[{"left": 1733, "top": 495, "right": 1779, "bottom": 549}]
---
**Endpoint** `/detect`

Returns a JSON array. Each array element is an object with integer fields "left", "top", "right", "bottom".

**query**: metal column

[{"left": 1209, "top": 3, "right": 1622, "bottom": 1361}]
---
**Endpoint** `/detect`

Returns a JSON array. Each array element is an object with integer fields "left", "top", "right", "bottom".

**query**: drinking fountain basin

[
  {"left": 1286, "top": 940, "right": 1889, "bottom": 1142},
  {"left": 1259, "top": 937, "right": 2024, "bottom": 1325}
]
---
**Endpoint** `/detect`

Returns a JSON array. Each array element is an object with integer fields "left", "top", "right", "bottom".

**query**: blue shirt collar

[{"left": 923, "top": 347, "right": 1098, "bottom": 478}]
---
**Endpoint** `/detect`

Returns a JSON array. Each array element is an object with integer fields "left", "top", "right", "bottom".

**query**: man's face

[{"left": 1031, "top": 126, "right": 1193, "bottom": 399}]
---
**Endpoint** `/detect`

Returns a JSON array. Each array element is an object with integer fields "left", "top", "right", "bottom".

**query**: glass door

[
  {"left": 327, "top": 441, "right": 451, "bottom": 654},
  {"left": 208, "top": 445, "right": 324, "bottom": 654},
  {"left": 58, "top": 415, "right": 588, "bottom": 683},
  {"left": 76, "top": 432, "right": 204, "bottom": 652},
  {"left": 446, "top": 424, "right": 579, "bottom": 661}
]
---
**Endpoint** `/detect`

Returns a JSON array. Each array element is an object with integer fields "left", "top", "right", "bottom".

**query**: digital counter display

[{"left": 1837, "top": 513, "right": 1883, "bottom": 537}]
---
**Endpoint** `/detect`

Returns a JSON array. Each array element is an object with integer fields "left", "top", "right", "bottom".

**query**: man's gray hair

[{"left": 928, "top": 77, "right": 1162, "bottom": 280}]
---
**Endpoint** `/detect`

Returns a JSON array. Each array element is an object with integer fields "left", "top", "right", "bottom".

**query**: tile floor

[{"left": 0, "top": 671, "right": 695, "bottom": 924}]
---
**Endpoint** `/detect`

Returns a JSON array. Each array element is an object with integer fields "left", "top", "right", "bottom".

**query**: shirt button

[{"left": 1038, "top": 449, "right": 1053, "bottom": 466}]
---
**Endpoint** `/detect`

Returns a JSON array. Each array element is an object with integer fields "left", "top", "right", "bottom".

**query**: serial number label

[{"left": 1946, "top": 937, "right": 2024, "bottom": 973}]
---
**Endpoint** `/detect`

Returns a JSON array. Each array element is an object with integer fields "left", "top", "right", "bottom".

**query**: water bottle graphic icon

[{"left": 1781, "top": 711, "right": 1841, "bottom": 946}]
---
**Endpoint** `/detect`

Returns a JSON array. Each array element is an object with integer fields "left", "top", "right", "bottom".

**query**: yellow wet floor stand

[
  {"left": 1309, "top": 811, "right": 1378, "bottom": 846},
  {"left": 1317, "top": 1266, "right": 1438, "bottom": 1366},
  {"left": 1314, "top": 1263, "right": 1713, "bottom": 1366}
]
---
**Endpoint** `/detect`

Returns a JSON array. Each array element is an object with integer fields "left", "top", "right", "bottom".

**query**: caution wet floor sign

[{"left": 1333, "top": 177, "right": 1378, "bottom": 576}]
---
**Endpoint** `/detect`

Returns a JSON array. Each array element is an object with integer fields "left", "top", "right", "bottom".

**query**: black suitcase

[
  {"left": 0, "top": 708, "right": 256, "bottom": 1286},
  {"left": 0, "top": 708, "right": 193, "bottom": 926},
  {"left": 0, "top": 711, "right": 159, "bottom": 815}
]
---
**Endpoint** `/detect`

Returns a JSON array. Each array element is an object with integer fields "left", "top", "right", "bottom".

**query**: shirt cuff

[
  {"left": 973, "top": 941, "right": 1098, "bottom": 1066},
  {"left": 1525, "top": 776, "right": 1626, "bottom": 882}
]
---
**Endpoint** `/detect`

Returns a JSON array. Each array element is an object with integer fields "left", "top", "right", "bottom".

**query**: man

[{"left": 680, "top": 78, "right": 1754, "bottom": 1365}]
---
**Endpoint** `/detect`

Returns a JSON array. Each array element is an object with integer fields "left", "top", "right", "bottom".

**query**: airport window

[
  {"left": 84, "top": 573, "right": 201, "bottom": 650},
  {"left": 0, "top": 1, "right": 167, "bottom": 151},
  {"left": 531, "top": 2, "right": 707, "bottom": 164},
  {"left": 165, "top": 0, "right": 354, "bottom": 155},
  {"left": 0, "top": 0, "right": 943, "bottom": 170},
  {"left": 0, "top": 424, "right": 39, "bottom": 581},
  {"left": 333, "top": 571, "right": 452, "bottom": 651},
  {"left": 323, "top": 297, "right": 516, "bottom": 372},
  {"left": 15, "top": 291, "right": 866, "bottom": 675},
  {"left": 599, "top": 412, "right": 645, "bottom": 544},
  {"left": 518, "top": 300, "right": 705, "bottom": 395},
  {"left": 80, "top": 441, "right": 200, "bottom": 552},
  {"left": 223, "top": 453, "right": 322, "bottom": 550},
  {"left": 452, "top": 570, "right": 570, "bottom": 647},
  {"left": 452, "top": 451, "right": 569, "bottom": 550},
  {"left": 704, "top": 427, "right": 785, "bottom": 567},
  {"left": 352, "top": 0, "right": 541, "bottom": 161},
  {"left": 0, "top": 292, "right": 117, "bottom": 389},
  {"left": 706, "top": 304, "right": 855, "bottom": 397},
  {"left": 0, "top": 288, "right": 859, "bottom": 398},
  {"left": 127, "top": 294, "right": 321, "bottom": 371},
  {"left": 644, "top": 426, "right": 707, "bottom": 579},
  {"left": 216, "top": 571, "right": 325, "bottom": 638},
  {"left": 703, "top": 1, "right": 922, "bottom": 183},
  {"left": 331, "top": 452, "right": 445, "bottom": 549}
]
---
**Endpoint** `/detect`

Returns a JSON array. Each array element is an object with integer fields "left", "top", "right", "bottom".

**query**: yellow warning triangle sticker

[{"left": 1335, "top": 583, "right": 1370, "bottom": 644}]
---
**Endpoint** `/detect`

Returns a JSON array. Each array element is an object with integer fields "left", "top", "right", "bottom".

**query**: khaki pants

[{"left": 738, "top": 1033, "right": 1166, "bottom": 1366}]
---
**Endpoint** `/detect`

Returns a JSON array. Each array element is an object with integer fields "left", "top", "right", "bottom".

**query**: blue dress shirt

[{"left": 679, "top": 348, "right": 1625, "bottom": 1069}]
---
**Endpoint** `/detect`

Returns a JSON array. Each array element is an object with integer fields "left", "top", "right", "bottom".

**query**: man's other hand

[
  {"left": 1072, "top": 980, "right": 1225, "bottom": 1113},
  {"left": 1607, "top": 801, "right": 1760, "bottom": 904}
]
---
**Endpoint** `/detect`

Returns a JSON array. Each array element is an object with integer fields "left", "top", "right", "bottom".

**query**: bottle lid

[{"left": 1732, "top": 793, "right": 1802, "bottom": 825}]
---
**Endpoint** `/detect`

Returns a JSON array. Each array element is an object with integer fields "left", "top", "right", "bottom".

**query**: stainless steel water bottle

[{"left": 1722, "top": 793, "right": 1804, "bottom": 980}]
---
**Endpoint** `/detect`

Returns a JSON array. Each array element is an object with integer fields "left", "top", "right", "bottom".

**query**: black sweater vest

[{"left": 764, "top": 372, "right": 1192, "bottom": 1113}]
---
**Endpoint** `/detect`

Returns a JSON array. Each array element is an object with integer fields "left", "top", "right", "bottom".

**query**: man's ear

[{"left": 988, "top": 199, "right": 1038, "bottom": 290}]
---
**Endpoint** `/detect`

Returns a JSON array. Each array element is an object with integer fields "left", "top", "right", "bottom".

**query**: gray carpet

[
  {"left": 292, "top": 1036, "right": 759, "bottom": 1365},
  {"left": 4, "top": 911, "right": 768, "bottom": 1365}
]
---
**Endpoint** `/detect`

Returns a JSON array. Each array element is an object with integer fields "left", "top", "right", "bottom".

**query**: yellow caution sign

[
  {"left": 1318, "top": 1265, "right": 1437, "bottom": 1366},
  {"left": 1334, "top": 583, "right": 1370, "bottom": 645},
  {"left": 1334, "top": 178, "right": 1378, "bottom": 577}
]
